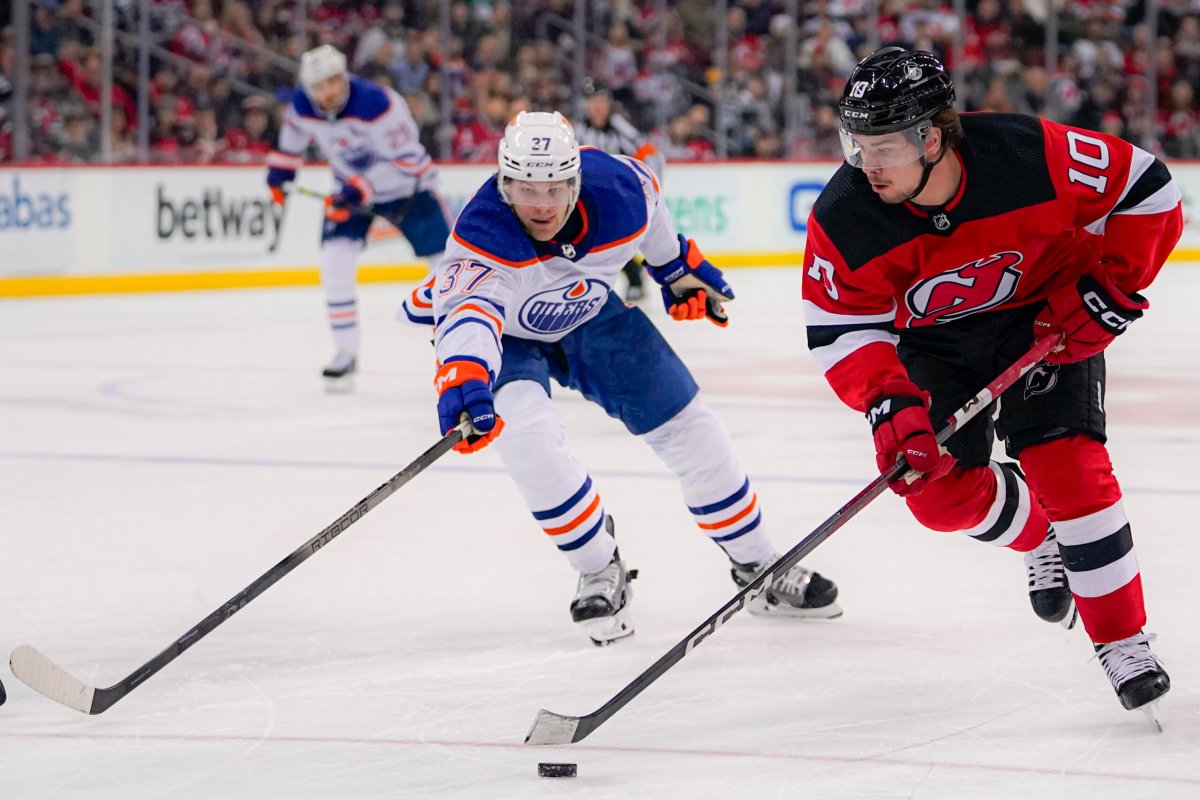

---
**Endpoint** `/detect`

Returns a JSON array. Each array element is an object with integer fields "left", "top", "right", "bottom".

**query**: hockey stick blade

[
  {"left": 11, "top": 422, "right": 468, "bottom": 714},
  {"left": 525, "top": 335, "right": 1060, "bottom": 746},
  {"left": 10, "top": 645, "right": 98, "bottom": 713}
]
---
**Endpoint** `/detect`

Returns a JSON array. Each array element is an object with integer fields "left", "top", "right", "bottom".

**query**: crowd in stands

[{"left": 2, "top": 0, "right": 1200, "bottom": 164}]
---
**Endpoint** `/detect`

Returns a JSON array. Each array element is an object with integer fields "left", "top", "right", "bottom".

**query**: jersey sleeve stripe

[
  {"left": 809, "top": 328, "right": 900, "bottom": 373},
  {"left": 446, "top": 302, "right": 505, "bottom": 335},
  {"left": 802, "top": 299, "right": 895, "bottom": 327},
  {"left": 439, "top": 316, "right": 501, "bottom": 354},
  {"left": 619, "top": 155, "right": 661, "bottom": 192},
  {"left": 267, "top": 150, "right": 304, "bottom": 169},
  {"left": 807, "top": 321, "right": 897, "bottom": 351}
]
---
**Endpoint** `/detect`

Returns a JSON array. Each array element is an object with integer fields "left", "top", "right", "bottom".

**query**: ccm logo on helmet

[{"left": 905, "top": 251, "right": 1024, "bottom": 327}]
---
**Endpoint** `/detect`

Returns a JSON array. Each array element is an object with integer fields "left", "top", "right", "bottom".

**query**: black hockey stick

[
  {"left": 525, "top": 334, "right": 1062, "bottom": 745},
  {"left": 10, "top": 421, "right": 471, "bottom": 714}
]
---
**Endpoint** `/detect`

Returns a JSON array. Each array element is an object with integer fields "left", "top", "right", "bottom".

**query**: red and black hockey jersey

[{"left": 803, "top": 112, "right": 1183, "bottom": 412}]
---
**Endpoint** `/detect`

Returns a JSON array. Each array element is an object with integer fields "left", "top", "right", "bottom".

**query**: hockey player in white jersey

[
  {"left": 266, "top": 45, "right": 450, "bottom": 390},
  {"left": 430, "top": 112, "right": 842, "bottom": 645}
]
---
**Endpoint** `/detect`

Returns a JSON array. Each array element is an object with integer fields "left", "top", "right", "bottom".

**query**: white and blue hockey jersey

[
  {"left": 268, "top": 76, "right": 436, "bottom": 203},
  {"left": 424, "top": 147, "right": 685, "bottom": 379}
]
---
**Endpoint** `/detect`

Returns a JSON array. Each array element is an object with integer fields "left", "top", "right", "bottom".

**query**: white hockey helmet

[
  {"left": 497, "top": 111, "right": 582, "bottom": 206},
  {"left": 299, "top": 45, "right": 348, "bottom": 104}
]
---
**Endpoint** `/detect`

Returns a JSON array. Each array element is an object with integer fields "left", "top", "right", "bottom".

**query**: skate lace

[
  {"left": 772, "top": 563, "right": 813, "bottom": 599},
  {"left": 577, "top": 560, "right": 623, "bottom": 602},
  {"left": 1025, "top": 534, "right": 1065, "bottom": 590},
  {"left": 1091, "top": 633, "right": 1162, "bottom": 688}
]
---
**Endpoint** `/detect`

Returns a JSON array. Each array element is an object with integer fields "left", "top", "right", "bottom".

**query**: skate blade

[
  {"left": 1060, "top": 600, "right": 1078, "bottom": 630},
  {"left": 747, "top": 595, "right": 844, "bottom": 620},
  {"left": 323, "top": 375, "right": 356, "bottom": 394},
  {"left": 1140, "top": 700, "right": 1164, "bottom": 733},
  {"left": 577, "top": 606, "right": 635, "bottom": 647}
]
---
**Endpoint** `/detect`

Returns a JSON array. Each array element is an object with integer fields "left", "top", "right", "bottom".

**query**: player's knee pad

[
  {"left": 641, "top": 397, "right": 742, "bottom": 485},
  {"left": 1018, "top": 434, "right": 1121, "bottom": 520},
  {"left": 494, "top": 381, "right": 576, "bottom": 487}
]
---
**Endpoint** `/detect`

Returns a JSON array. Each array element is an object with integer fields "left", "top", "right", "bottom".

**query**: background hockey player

[
  {"left": 804, "top": 48, "right": 1181, "bottom": 717},
  {"left": 266, "top": 45, "right": 451, "bottom": 390},
  {"left": 431, "top": 111, "right": 841, "bottom": 645},
  {"left": 574, "top": 78, "right": 666, "bottom": 302}
]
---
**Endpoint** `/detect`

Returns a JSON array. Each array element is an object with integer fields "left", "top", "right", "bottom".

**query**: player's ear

[{"left": 924, "top": 126, "right": 943, "bottom": 161}]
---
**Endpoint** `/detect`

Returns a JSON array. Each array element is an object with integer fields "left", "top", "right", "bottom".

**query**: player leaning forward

[
  {"left": 805, "top": 48, "right": 1181, "bottom": 714},
  {"left": 430, "top": 112, "right": 841, "bottom": 644},
  {"left": 267, "top": 45, "right": 450, "bottom": 388}
]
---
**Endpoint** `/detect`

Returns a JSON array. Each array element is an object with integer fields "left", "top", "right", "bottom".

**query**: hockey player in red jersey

[{"left": 804, "top": 48, "right": 1181, "bottom": 717}]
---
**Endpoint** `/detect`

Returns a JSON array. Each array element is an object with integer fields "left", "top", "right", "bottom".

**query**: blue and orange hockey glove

[
  {"left": 325, "top": 176, "right": 373, "bottom": 222},
  {"left": 646, "top": 234, "right": 734, "bottom": 326},
  {"left": 435, "top": 359, "right": 504, "bottom": 454}
]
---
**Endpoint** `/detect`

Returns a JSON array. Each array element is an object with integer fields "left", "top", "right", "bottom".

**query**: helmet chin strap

[{"left": 900, "top": 146, "right": 946, "bottom": 204}]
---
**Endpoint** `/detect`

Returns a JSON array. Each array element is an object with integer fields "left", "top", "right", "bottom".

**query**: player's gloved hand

[
  {"left": 646, "top": 234, "right": 734, "bottom": 326},
  {"left": 865, "top": 379, "right": 954, "bottom": 496},
  {"left": 266, "top": 167, "right": 295, "bottom": 206},
  {"left": 325, "top": 176, "right": 373, "bottom": 223},
  {"left": 435, "top": 360, "right": 504, "bottom": 454},
  {"left": 1033, "top": 272, "right": 1148, "bottom": 365}
]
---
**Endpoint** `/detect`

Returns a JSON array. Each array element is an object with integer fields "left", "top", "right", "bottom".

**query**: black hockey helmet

[
  {"left": 838, "top": 48, "right": 955, "bottom": 135},
  {"left": 581, "top": 77, "right": 611, "bottom": 98}
]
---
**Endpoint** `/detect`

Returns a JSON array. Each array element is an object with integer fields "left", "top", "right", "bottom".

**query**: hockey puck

[{"left": 537, "top": 762, "right": 577, "bottom": 778}]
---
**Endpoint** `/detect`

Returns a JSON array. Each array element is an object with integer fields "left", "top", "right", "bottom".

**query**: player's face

[
  {"left": 848, "top": 130, "right": 934, "bottom": 204},
  {"left": 508, "top": 179, "right": 575, "bottom": 241},
  {"left": 311, "top": 74, "right": 348, "bottom": 112}
]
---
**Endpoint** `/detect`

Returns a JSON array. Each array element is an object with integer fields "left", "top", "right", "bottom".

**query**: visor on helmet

[{"left": 839, "top": 123, "right": 929, "bottom": 170}]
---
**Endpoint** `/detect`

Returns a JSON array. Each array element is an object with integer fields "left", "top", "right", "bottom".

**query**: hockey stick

[
  {"left": 288, "top": 184, "right": 376, "bottom": 217},
  {"left": 10, "top": 421, "right": 471, "bottom": 714},
  {"left": 525, "top": 334, "right": 1062, "bottom": 745}
]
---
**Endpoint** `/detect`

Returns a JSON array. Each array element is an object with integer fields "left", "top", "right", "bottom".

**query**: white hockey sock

[
  {"left": 320, "top": 238, "right": 362, "bottom": 355},
  {"left": 495, "top": 381, "right": 616, "bottom": 574},
  {"left": 642, "top": 397, "right": 775, "bottom": 566}
]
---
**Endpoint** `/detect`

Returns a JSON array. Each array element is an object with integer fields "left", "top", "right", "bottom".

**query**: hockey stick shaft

[
  {"left": 525, "top": 334, "right": 1061, "bottom": 745},
  {"left": 11, "top": 422, "right": 469, "bottom": 714}
]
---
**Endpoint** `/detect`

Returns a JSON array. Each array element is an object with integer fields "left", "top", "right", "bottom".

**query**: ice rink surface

[{"left": 2, "top": 266, "right": 1199, "bottom": 799}]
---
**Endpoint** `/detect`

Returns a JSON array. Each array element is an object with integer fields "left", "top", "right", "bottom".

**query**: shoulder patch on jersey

[
  {"left": 811, "top": 164, "right": 928, "bottom": 271},
  {"left": 578, "top": 149, "right": 650, "bottom": 250},
  {"left": 291, "top": 87, "right": 319, "bottom": 119},
  {"left": 453, "top": 178, "right": 546, "bottom": 268},
  {"left": 339, "top": 76, "right": 391, "bottom": 122}
]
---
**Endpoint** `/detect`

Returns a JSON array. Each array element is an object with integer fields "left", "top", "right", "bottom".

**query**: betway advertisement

[{"left": 3, "top": 162, "right": 1200, "bottom": 283}]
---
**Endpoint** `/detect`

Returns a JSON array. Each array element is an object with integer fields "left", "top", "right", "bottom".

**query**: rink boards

[{"left": 3, "top": 160, "right": 1200, "bottom": 296}]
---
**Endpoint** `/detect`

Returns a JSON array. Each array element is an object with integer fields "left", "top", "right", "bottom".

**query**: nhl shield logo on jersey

[
  {"left": 519, "top": 279, "right": 610, "bottom": 334},
  {"left": 905, "top": 251, "right": 1024, "bottom": 326}
]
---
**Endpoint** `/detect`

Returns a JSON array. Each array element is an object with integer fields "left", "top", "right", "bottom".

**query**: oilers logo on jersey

[{"left": 519, "top": 279, "right": 611, "bottom": 335}]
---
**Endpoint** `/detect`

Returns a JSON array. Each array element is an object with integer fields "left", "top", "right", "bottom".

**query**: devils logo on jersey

[
  {"left": 905, "top": 251, "right": 1024, "bottom": 327},
  {"left": 518, "top": 279, "right": 610, "bottom": 334}
]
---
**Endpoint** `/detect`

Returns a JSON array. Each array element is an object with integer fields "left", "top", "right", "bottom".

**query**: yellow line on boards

[{"left": 3, "top": 248, "right": 1199, "bottom": 297}]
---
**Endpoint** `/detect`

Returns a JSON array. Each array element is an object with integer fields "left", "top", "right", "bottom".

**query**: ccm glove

[
  {"left": 1034, "top": 272, "right": 1148, "bottom": 365},
  {"left": 646, "top": 234, "right": 734, "bottom": 326},
  {"left": 325, "top": 176, "right": 373, "bottom": 223},
  {"left": 866, "top": 379, "right": 954, "bottom": 497},
  {"left": 435, "top": 360, "right": 504, "bottom": 454}
]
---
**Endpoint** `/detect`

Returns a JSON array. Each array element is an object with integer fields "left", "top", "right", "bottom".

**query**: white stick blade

[
  {"left": 10, "top": 645, "right": 96, "bottom": 713},
  {"left": 525, "top": 709, "right": 580, "bottom": 745}
]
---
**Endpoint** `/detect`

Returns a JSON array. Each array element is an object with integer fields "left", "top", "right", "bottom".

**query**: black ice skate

[
  {"left": 570, "top": 516, "right": 636, "bottom": 646},
  {"left": 730, "top": 555, "right": 842, "bottom": 619},
  {"left": 322, "top": 352, "right": 357, "bottom": 393},
  {"left": 1024, "top": 527, "right": 1077, "bottom": 628},
  {"left": 1094, "top": 632, "right": 1170, "bottom": 729}
]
